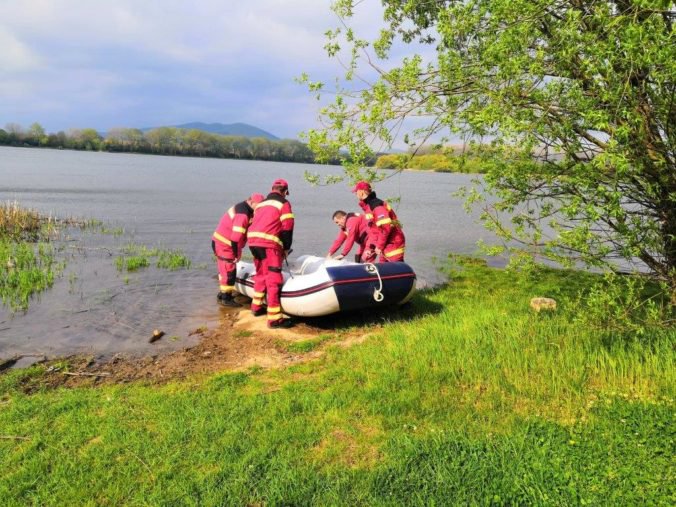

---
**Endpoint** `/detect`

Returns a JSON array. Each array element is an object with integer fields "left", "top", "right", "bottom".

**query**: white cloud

[
  {"left": 0, "top": 0, "right": 335, "bottom": 65},
  {"left": 0, "top": 27, "right": 42, "bottom": 72}
]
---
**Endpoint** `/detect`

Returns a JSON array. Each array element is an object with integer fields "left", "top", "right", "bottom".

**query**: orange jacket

[
  {"left": 359, "top": 192, "right": 405, "bottom": 253},
  {"left": 212, "top": 200, "right": 256, "bottom": 253},
  {"left": 247, "top": 191, "right": 294, "bottom": 251}
]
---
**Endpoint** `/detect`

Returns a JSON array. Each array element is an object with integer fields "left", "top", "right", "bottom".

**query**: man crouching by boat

[
  {"left": 247, "top": 179, "right": 295, "bottom": 329},
  {"left": 212, "top": 193, "right": 265, "bottom": 307},
  {"left": 326, "top": 210, "right": 369, "bottom": 263}
]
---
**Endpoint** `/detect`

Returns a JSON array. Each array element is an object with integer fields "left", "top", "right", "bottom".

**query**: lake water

[{"left": 0, "top": 146, "right": 500, "bottom": 360}]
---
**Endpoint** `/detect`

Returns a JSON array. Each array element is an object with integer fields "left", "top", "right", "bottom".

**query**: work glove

[{"left": 334, "top": 254, "right": 345, "bottom": 261}]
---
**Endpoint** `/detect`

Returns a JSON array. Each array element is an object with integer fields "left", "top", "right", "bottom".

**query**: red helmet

[
  {"left": 250, "top": 193, "right": 265, "bottom": 204},
  {"left": 351, "top": 181, "right": 372, "bottom": 193},
  {"left": 272, "top": 178, "right": 289, "bottom": 194}
]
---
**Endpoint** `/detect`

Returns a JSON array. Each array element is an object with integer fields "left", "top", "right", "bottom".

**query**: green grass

[
  {"left": 99, "top": 225, "right": 125, "bottom": 236},
  {"left": 115, "top": 243, "right": 191, "bottom": 272},
  {"left": 0, "top": 258, "right": 673, "bottom": 504},
  {"left": 81, "top": 218, "right": 103, "bottom": 228},
  {"left": 0, "top": 239, "right": 61, "bottom": 311},
  {"left": 120, "top": 243, "right": 159, "bottom": 257},
  {"left": 115, "top": 255, "right": 150, "bottom": 272},
  {"left": 0, "top": 203, "right": 64, "bottom": 311},
  {"left": 278, "top": 334, "right": 334, "bottom": 353},
  {"left": 156, "top": 249, "right": 192, "bottom": 270}
]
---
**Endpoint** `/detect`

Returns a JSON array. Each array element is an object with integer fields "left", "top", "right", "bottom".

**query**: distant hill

[{"left": 141, "top": 122, "right": 279, "bottom": 140}]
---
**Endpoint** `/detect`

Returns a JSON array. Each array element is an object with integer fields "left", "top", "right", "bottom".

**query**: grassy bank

[{"left": 1, "top": 258, "right": 674, "bottom": 504}]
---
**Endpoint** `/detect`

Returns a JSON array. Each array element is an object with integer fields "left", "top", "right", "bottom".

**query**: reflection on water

[{"left": 0, "top": 146, "right": 499, "bottom": 359}]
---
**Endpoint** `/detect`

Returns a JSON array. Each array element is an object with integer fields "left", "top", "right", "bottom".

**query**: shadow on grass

[{"left": 301, "top": 289, "right": 446, "bottom": 331}]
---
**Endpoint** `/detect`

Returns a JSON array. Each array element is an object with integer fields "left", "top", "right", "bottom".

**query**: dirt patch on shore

[{"left": 9, "top": 306, "right": 375, "bottom": 391}]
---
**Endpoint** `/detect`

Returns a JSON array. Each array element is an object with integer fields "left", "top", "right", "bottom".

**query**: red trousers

[
  {"left": 381, "top": 240, "right": 405, "bottom": 262},
  {"left": 249, "top": 247, "right": 284, "bottom": 324},
  {"left": 214, "top": 242, "right": 237, "bottom": 293}
]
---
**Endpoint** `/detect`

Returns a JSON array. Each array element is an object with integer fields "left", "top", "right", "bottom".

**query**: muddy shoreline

[{"left": 1, "top": 304, "right": 375, "bottom": 391}]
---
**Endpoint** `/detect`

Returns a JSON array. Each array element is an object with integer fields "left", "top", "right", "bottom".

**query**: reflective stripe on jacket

[
  {"left": 248, "top": 191, "right": 294, "bottom": 251},
  {"left": 212, "top": 200, "right": 255, "bottom": 251}
]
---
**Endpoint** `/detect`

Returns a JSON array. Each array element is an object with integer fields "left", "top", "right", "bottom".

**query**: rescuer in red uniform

[
  {"left": 352, "top": 181, "right": 406, "bottom": 262},
  {"left": 247, "top": 179, "right": 295, "bottom": 328},
  {"left": 212, "top": 193, "right": 265, "bottom": 307},
  {"left": 326, "top": 210, "right": 369, "bottom": 263}
]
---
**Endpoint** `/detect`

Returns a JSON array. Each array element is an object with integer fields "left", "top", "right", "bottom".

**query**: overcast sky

[{"left": 0, "top": 0, "right": 388, "bottom": 140}]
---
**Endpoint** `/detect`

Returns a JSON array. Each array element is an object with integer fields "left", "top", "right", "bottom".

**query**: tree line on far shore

[
  {"left": 0, "top": 122, "right": 325, "bottom": 164},
  {"left": 0, "top": 121, "right": 490, "bottom": 172}
]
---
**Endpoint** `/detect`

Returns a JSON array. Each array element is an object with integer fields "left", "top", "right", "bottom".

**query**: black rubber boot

[
  {"left": 218, "top": 292, "right": 242, "bottom": 308},
  {"left": 268, "top": 318, "right": 293, "bottom": 329},
  {"left": 251, "top": 306, "right": 267, "bottom": 317}
]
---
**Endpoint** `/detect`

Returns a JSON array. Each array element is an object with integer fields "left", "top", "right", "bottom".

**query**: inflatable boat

[{"left": 234, "top": 255, "right": 416, "bottom": 317}]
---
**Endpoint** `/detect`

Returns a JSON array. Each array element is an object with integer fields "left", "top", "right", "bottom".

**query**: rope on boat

[{"left": 365, "top": 263, "right": 384, "bottom": 302}]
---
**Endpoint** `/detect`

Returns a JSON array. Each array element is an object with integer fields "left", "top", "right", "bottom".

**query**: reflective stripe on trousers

[
  {"left": 249, "top": 247, "right": 284, "bottom": 323},
  {"left": 214, "top": 242, "right": 237, "bottom": 292}
]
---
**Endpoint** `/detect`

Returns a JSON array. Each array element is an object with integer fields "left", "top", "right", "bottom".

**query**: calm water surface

[{"left": 0, "top": 146, "right": 499, "bottom": 359}]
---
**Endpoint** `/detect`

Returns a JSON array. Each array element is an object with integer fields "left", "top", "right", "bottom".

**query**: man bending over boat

[
  {"left": 352, "top": 181, "right": 406, "bottom": 263},
  {"left": 326, "top": 210, "right": 369, "bottom": 263},
  {"left": 247, "top": 179, "right": 295, "bottom": 329},
  {"left": 212, "top": 193, "right": 265, "bottom": 307}
]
